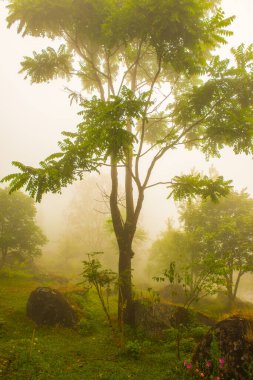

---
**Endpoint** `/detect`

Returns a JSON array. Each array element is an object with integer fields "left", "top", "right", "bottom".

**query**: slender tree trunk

[
  {"left": 119, "top": 188, "right": 144, "bottom": 326},
  {"left": 233, "top": 270, "right": 242, "bottom": 302},
  {"left": 118, "top": 246, "right": 134, "bottom": 326},
  {"left": 120, "top": 64, "right": 136, "bottom": 324},
  {"left": 118, "top": 155, "right": 136, "bottom": 326},
  {"left": 122, "top": 158, "right": 135, "bottom": 325},
  {"left": 226, "top": 272, "right": 234, "bottom": 310},
  {"left": 227, "top": 293, "right": 234, "bottom": 310},
  {"left": 110, "top": 151, "right": 139, "bottom": 326},
  {"left": 0, "top": 247, "right": 8, "bottom": 269},
  {"left": 110, "top": 62, "right": 143, "bottom": 327},
  {"left": 110, "top": 156, "right": 135, "bottom": 326}
]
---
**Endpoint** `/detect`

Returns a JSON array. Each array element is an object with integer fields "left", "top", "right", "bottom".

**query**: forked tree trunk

[
  {"left": 226, "top": 270, "right": 243, "bottom": 310},
  {"left": 110, "top": 154, "right": 138, "bottom": 327}
]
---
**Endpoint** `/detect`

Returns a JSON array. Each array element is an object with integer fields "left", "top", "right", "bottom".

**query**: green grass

[
  {"left": 4, "top": 271, "right": 246, "bottom": 379},
  {"left": 0, "top": 273, "right": 196, "bottom": 380}
]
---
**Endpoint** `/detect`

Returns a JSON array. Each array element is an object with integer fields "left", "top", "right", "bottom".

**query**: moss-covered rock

[
  {"left": 26, "top": 287, "right": 77, "bottom": 327},
  {"left": 193, "top": 316, "right": 253, "bottom": 379}
]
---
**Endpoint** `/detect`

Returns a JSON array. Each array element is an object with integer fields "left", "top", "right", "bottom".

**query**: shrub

[
  {"left": 124, "top": 340, "right": 142, "bottom": 359},
  {"left": 191, "top": 326, "right": 209, "bottom": 342}
]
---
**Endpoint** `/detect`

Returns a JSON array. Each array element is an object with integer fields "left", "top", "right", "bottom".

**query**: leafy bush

[
  {"left": 191, "top": 326, "right": 209, "bottom": 342},
  {"left": 164, "top": 327, "right": 179, "bottom": 341},
  {"left": 124, "top": 340, "right": 142, "bottom": 359},
  {"left": 78, "top": 318, "right": 97, "bottom": 336},
  {"left": 180, "top": 338, "right": 195, "bottom": 353}
]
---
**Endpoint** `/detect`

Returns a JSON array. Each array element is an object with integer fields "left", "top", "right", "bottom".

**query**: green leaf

[
  {"left": 19, "top": 45, "right": 73, "bottom": 83},
  {"left": 168, "top": 173, "right": 232, "bottom": 202}
]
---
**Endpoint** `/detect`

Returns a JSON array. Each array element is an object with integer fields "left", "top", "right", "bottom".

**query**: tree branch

[
  {"left": 145, "top": 181, "right": 173, "bottom": 189},
  {"left": 105, "top": 48, "right": 115, "bottom": 96},
  {"left": 147, "top": 76, "right": 180, "bottom": 115},
  {"left": 63, "top": 30, "right": 106, "bottom": 100},
  {"left": 135, "top": 56, "right": 163, "bottom": 186},
  {"left": 142, "top": 98, "right": 224, "bottom": 189},
  {"left": 117, "top": 40, "right": 144, "bottom": 95},
  {"left": 110, "top": 157, "right": 124, "bottom": 245}
]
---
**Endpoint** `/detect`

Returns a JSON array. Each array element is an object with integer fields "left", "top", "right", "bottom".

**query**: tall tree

[
  {"left": 0, "top": 188, "right": 47, "bottom": 269},
  {"left": 149, "top": 223, "right": 222, "bottom": 307},
  {"left": 150, "top": 191, "right": 253, "bottom": 308},
  {"left": 181, "top": 191, "right": 253, "bottom": 308},
  {"left": 3, "top": 0, "right": 253, "bottom": 324}
]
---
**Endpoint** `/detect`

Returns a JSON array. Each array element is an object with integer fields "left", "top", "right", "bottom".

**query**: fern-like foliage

[
  {"left": 1, "top": 88, "right": 150, "bottom": 201},
  {"left": 77, "top": 87, "right": 151, "bottom": 161},
  {"left": 169, "top": 174, "right": 232, "bottom": 202},
  {"left": 172, "top": 44, "right": 253, "bottom": 157},
  {"left": 20, "top": 45, "right": 73, "bottom": 83},
  {"left": 1, "top": 149, "right": 98, "bottom": 202}
]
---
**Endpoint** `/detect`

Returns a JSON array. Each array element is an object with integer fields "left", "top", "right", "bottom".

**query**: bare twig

[
  {"left": 147, "top": 76, "right": 180, "bottom": 115},
  {"left": 145, "top": 181, "right": 173, "bottom": 189}
]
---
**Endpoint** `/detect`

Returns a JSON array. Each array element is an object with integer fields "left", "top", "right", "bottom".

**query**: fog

[{"left": 1, "top": 1, "right": 253, "bottom": 288}]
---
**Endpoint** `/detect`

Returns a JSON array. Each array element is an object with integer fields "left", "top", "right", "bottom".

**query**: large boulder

[
  {"left": 134, "top": 301, "right": 215, "bottom": 338},
  {"left": 26, "top": 287, "right": 77, "bottom": 327},
  {"left": 193, "top": 316, "right": 253, "bottom": 379}
]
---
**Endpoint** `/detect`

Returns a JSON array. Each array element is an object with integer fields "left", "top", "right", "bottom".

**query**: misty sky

[{"left": 1, "top": 1, "right": 253, "bottom": 240}]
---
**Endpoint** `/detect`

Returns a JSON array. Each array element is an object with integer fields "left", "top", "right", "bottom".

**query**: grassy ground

[
  {"left": 1, "top": 271, "right": 252, "bottom": 379},
  {"left": 0, "top": 272, "right": 196, "bottom": 380}
]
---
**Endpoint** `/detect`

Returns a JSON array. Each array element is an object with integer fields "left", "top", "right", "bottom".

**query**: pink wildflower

[
  {"left": 200, "top": 373, "right": 205, "bottom": 378},
  {"left": 195, "top": 369, "right": 199, "bottom": 373},
  {"left": 219, "top": 358, "right": 225, "bottom": 369},
  {"left": 183, "top": 360, "right": 192, "bottom": 369},
  {"left": 206, "top": 361, "right": 211, "bottom": 368}
]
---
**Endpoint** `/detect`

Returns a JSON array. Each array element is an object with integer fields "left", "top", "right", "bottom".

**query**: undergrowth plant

[
  {"left": 81, "top": 252, "right": 123, "bottom": 346},
  {"left": 183, "top": 335, "right": 226, "bottom": 379}
]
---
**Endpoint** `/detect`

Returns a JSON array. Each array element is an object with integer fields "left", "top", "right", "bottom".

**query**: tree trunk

[
  {"left": 233, "top": 270, "right": 242, "bottom": 301},
  {"left": 226, "top": 274, "right": 234, "bottom": 310},
  {"left": 109, "top": 63, "right": 143, "bottom": 326},
  {"left": 110, "top": 157, "right": 138, "bottom": 326},
  {"left": 0, "top": 248, "right": 8, "bottom": 269},
  {"left": 227, "top": 293, "right": 234, "bottom": 310},
  {"left": 118, "top": 247, "right": 134, "bottom": 327},
  {"left": 110, "top": 156, "right": 135, "bottom": 326}
]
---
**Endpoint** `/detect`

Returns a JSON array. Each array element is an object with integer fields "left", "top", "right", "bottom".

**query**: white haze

[{"left": 1, "top": 0, "right": 253, "bottom": 246}]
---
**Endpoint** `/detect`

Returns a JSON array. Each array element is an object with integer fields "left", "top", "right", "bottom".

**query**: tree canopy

[
  {"left": 150, "top": 191, "right": 253, "bottom": 307},
  {"left": 7, "top": 0, "right": 231, "bottom": 73},
  {"left": 182, "top": 191, "right": 253, "bottom": 305},
  {"left": 0, "top": 188, "right": 47, "bottom": 269}
]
